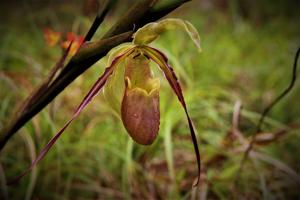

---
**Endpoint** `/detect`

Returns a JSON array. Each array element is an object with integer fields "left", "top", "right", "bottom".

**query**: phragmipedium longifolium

[{"left": 11, "top": 18, "right": 202, "bottom": 186}]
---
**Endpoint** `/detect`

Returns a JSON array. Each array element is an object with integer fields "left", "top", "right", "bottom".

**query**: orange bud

[
  {"left": 61, "top": 32, "right": 84, "bottom": 56},
  {"left": 43, "top": 28, "right": 61, "bottom": 47}
]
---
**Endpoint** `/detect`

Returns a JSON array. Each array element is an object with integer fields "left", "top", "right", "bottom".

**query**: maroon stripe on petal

[{"left": 146, "top": 46, "right": 201, "bottom": 186}]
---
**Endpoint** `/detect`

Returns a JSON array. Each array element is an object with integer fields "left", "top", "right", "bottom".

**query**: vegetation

[{"left": 0, "top": 0, "right": 299, "bottom": 199}]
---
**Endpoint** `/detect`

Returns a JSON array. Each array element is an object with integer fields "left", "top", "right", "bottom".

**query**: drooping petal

[
  {"left": 7, "top": 47, "right": 134, "bottom": 185},
  {"left": 143, "top": 46, "right": 201, "bottom": 186},
  {"left": 133, "top": 18, "right": 201, "bottom": 51}
]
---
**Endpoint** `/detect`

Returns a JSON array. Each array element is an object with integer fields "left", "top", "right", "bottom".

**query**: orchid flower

[{"left": 10, "top": 18, "right": 202, "bottom": 186}]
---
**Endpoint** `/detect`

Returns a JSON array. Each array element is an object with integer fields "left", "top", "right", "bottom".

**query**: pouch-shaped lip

[{"left": 121, "top": 78, "right": 160, "bottom": 145}]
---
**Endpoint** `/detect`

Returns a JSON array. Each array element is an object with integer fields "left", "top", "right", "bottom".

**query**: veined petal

[
  {"left": 8, "top": 47, "right": 135, "bottom": 185},
  {"left": 133, "top": 18, "right": 201, "bottom": 51},
  {"left": 143, "top": 46, "right": 201, "bottom": 186}
]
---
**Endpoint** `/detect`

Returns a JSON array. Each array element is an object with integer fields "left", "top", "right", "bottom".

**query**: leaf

[
  {"left": 143, "top": 46, "right": 201, "bottom": 186},
  {"left": 133, "top": 18, "right": 201, "bottom": 51},
  {"left": 7, "top": 47, "right": 134, "bottom": 185}
]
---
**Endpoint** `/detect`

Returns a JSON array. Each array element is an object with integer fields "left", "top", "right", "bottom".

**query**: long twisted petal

[{"left": 144, "top": 46, "right": 201, "bottom": 186}]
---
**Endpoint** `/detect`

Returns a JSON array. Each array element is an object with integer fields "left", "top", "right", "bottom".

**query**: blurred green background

[{"left": 0, "top": 0, "right": 300, "bottom": 199}]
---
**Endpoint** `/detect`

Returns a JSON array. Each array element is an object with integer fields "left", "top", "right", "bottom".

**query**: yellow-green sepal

[
  {"left": 133, "top": 18, "right": 201, "bottom": 51},
  {"left": 103, "top": 44, "right": 135, "bottom": 114}
]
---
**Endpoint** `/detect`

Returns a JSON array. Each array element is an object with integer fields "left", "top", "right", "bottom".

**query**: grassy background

[{"left": 0, "top": 0, "right": 300, "bottom": 199}]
